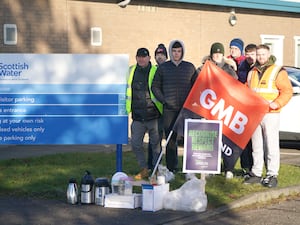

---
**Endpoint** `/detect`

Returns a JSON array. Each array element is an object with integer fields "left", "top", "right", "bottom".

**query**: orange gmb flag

[{"left": 183, "top": 60, "right": 269, "bottom": 149}]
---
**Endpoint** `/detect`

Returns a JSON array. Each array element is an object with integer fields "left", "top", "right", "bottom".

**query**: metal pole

[
  {"left": 150, "top": 130, "right": 173, "bottom": 179},
  {"left": 116, "top": 144, "right": 122, "bottom": 172},
  {"left": 200, "top": 173, "right": 206, "bottom": 193}
]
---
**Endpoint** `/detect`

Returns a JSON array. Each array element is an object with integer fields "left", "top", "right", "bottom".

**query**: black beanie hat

[
  {"left": 155, "top": 44, "right": 168, "bottom": 59},
  {"left": 210, "top": 42, "right": 225, "bottom": 56}
]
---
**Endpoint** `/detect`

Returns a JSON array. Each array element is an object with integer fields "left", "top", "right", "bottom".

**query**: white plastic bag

[
  {"left": 163, "top": 177, "right": 207, "bottom": 212},
  {"left": 158, "top": 164, "right": 175, "bottom": 182},
  {"left": 185, "top": 172, "right": 197, "bottom": 181}
]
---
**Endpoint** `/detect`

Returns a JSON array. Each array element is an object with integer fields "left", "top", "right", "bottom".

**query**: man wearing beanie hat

[
  {"left": 198, "top": 42, "right": 237, "bottom": 79},
  {"left": 228, "top": 38, "right": 246, "bottom": 70},
  {"left": 227, "top": 40, "right": 254, "bottom": 180},
  {"left": 147, "top": 43, "right": 168, "bottom": 170},
  {"left": 154, "top": 43, "right": 168, "bottom": 65},
  {"left": 198, "top": 42, "right": 238, "bottom": 179}
]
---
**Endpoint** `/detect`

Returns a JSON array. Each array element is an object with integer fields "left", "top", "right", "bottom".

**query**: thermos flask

[
  {"left": 94, "top": 177, "right": 110, "bottom": 206},
  {"left": 80, "top": 171, "right": 94, "bottom": 204},
  {"left": 67, "top": 178, "right": 78, "bottom": 204}
]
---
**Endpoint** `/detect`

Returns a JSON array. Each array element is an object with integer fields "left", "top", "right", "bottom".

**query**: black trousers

[
  {"left": 240, "top": 140, "right": 253, "bottom": 170},
  {"left": 163, "top": 110, "right": 179, "bottom": 172},
  {"left": 223, "top": 139, "right": 253, "bottom": 172}
]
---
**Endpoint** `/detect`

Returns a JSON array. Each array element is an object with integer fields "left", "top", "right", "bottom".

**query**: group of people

[{"left": 125, "top": 38, "right": 293, "bottom": 188}]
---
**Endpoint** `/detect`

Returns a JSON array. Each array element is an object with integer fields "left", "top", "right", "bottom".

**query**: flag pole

[
  {"left": 150, "top": 130, "right": 173, "bottom": 179},
  {"left": 149, "top": 107, "right": 186, "bottom": 180}
]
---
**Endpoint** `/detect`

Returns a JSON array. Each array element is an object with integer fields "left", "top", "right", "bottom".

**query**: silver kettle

[{"left": 67, "top": 178, "right": 78, "bottom": 204}]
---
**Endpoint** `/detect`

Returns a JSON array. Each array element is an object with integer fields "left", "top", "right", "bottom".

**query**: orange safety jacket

[{"left": 247, "top": 65, "right": 293, "bottom": 112}]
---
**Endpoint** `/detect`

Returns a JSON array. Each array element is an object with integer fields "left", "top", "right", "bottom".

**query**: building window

[
  {"left": 4, "top": 24, "right": 17, "bottom": 45},
  {"left": 260, "top": 35, "right": 284, "bottom": 65},
  {"left": 91, "top": 27, "right": 102, "bottom": 46},
  {"left": 294, "top": 36, "right": 300, "bottom": 67}
]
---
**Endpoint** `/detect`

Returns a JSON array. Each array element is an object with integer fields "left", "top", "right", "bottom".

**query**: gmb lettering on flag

[{"left": 181, "top": 60, "right": 269, "bottom": 149}]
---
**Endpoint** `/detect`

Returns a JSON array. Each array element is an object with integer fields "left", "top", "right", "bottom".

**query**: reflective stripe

[
  {"left": 248, "top": 65, "right": 281, "bottom": 102},
  {"left": 148, "top": 66, "right": 163, "bottom": 114},
  {"left": 267, "top": 65, "right": 281, "bottom": 92},
  {"left": 125, "top": 65, "right": 135, "bottom": 113},
  {"left": 252, "top": 88, "right": 278, "bottom": 94}
]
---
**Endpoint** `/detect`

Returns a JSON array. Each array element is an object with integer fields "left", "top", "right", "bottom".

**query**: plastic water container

[
  {"left": 111, "top": 172, "right": 128, "bottom": 195},
  {"left": 111, "top": 178, "right": 133, "bottom": 195}
]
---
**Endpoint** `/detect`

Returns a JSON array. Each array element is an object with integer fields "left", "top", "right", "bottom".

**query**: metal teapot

[{"left": 67, "top": 178, "right": 78, "bottom": 204}]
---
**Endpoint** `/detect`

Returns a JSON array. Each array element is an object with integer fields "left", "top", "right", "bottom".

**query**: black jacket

[
  {"left": 151, "top": 61, "right": 197, "bottom": 111},
  {"left": 151, "top": 40, "right": 197, "bottom": 112},
  {"left": 131, "top": 63, "right": 160, "bottom": 121}
]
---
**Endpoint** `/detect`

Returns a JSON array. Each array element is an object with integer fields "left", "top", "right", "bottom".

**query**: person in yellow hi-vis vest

[
  {"left": 244, "top": 44, "right": 293, "bottom": 188},
  {"left": 126, "top": 48, "right": 163, "bottom": 180}
]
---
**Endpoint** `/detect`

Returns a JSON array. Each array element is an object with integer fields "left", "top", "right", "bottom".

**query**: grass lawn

[{"left": 0, "top": 150, "right": 299, "bottom": 208}]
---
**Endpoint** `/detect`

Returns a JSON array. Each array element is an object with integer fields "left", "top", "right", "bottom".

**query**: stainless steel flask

[
  {"left": 67, "top": 178, "right": 78, "bottom": 204},
  {"left": 94, "top": 177, "right": 110, "bottom": 206},
  {"left": 80, "top": 171, "right": 94, "bottom": 204}
]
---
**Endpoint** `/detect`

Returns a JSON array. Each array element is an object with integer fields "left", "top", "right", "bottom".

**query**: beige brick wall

[
  {"left": 1, "top": 0, "right": 300, "bottom": 66},
  {"left": 1, "top": 0, "right": 67, "bottom": 53}
]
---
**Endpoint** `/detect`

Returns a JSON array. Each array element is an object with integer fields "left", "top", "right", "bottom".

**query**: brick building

[{"left": 1, "top": 0, "right": 300, "bottom": 66}]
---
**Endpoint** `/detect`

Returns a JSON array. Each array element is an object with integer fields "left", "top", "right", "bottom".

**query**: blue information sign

[{"left": 0, "top": 54, "right": 129, "bottom": 145}]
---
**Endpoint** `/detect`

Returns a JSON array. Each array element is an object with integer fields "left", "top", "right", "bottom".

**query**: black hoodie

[{"left": 151, "top": 40, "right": 197, "bottom": 111}]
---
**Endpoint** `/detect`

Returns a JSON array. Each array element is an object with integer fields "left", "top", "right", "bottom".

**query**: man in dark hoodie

[{"left": 151, "top": 40, "right": 197, "bottom": 172}]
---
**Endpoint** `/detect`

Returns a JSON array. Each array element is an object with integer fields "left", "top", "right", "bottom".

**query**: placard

[{"left": 183, "top": 119, "right": 222, "bottom": 174}]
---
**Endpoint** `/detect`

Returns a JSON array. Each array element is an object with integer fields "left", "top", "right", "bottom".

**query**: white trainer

[{"left": 225, "top": 171, "right": 234, "bottom": 179}]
